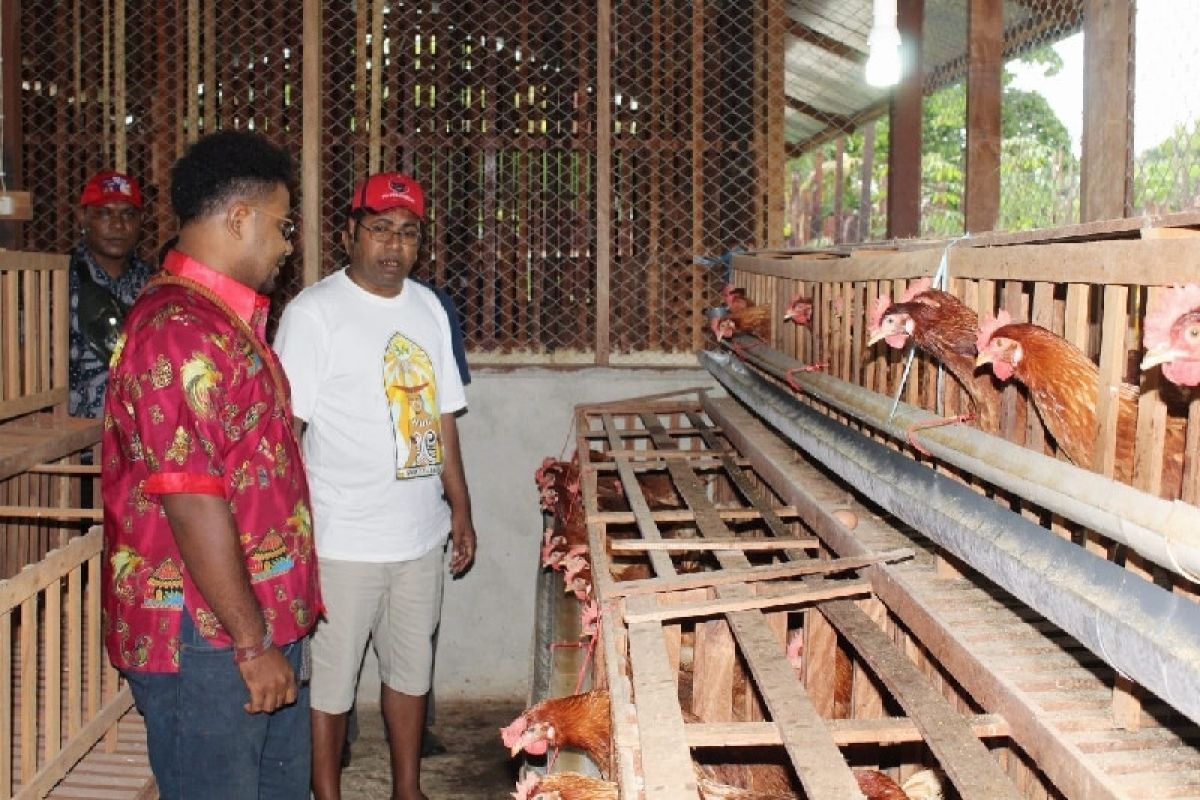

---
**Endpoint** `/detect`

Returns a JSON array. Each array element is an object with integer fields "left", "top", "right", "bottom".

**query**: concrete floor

[{"left": 341, "top": 700, "right": 525, "bottom": 799}]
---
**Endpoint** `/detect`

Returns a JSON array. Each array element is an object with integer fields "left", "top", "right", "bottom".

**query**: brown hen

[
  {"left": 502, "top": 690, "right": 613, "bottom": 778},
  {"left": 868, "top": 281, "right": 1001, "bottom": 431},
  {"left": 977, "top": 319, "right": 1184, "bottom": 492}
]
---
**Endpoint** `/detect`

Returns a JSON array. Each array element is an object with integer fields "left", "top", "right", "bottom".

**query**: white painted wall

[{"left": 354, "top": 365, "right": 721, "bottom": 704}]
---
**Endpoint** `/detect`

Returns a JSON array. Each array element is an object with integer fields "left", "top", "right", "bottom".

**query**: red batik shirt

[{"left": 101, "top": 250, "right": 321, "bottom": 673}]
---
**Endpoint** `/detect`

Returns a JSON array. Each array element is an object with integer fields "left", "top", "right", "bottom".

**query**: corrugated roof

[{"left": 783, "top": 0, "right": 1083, "bottom": 153}]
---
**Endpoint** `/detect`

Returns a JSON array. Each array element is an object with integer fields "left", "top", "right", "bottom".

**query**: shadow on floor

[{"left": 342, "top": 699, "right": 524, "bottom": 799}]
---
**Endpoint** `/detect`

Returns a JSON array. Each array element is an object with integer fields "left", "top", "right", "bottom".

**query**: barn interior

[{"left": 2, "top": 0, "right": 1200, "bottom": 798}]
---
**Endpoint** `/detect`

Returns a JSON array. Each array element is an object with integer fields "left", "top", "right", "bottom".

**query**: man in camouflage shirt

[{"left": 69, "top": 169, "right": 155, "bottom": 418}]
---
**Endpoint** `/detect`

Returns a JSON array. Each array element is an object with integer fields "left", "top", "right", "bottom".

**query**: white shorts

[{"left": 309, "top": 543, "right": 446, "bottom": 713}]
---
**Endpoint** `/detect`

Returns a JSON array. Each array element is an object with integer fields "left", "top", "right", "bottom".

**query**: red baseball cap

[
  {"left": 350, "top": 172, "right": 425, "bottom": 220},
  {"left": 80, "top": 170, "right": 144, "bottom": 209}
]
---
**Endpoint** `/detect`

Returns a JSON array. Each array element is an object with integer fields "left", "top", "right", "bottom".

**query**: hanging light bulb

[{"left": 865, "top": 0, "right": 902, "bottom": 87}]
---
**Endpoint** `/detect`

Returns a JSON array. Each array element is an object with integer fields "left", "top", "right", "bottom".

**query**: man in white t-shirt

[{"left": 274, "top": 172, "right": 477, "bottom": 800}]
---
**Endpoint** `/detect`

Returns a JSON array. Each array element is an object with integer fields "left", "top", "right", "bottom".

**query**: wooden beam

[
  {"left": 609, "top": 550, "right": 908, "bottom": 598},
  {"left": 608, "top": 535, "right": 817, "bottom": 552},
  {"left": 1080, "top": 0, "right": 1132, "bottom": 221},
  {"left": 887, "top": 0, "right": 925, "bottom": 239},
  {"left": 594, "top": 0, "right": 612, "bottom": 364},
  {"left": 784, "top": 96, "right": 854, "bottom": 130},
  {"left": 302, "top": 0, "right": 323, "bottom": 287},
  {"left": 685, "top": 713, "right": 1010, "bottom": 747},
  {"left": 785, "top": 19, "right": 867, "bottom": 63},
  {"left": 964, "top": 0, "right": 1002, "bottom": 233}
]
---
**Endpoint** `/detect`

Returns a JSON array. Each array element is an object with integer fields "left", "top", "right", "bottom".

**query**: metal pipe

[
  {"left": 718, "top": 338, "right": 1200, "bottom": 584},
  {"left": 701, "top": 350, "right": 1200, "bottom": 726}
]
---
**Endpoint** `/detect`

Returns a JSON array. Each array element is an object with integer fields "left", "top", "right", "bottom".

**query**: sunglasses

[{"left": 250, "top": 206, "right": 297, "bottom": 242}]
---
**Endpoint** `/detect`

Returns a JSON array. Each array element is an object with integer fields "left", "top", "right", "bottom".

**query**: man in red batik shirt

[{"left": 101, "top": 130, "right": 321, "bottom": 800}]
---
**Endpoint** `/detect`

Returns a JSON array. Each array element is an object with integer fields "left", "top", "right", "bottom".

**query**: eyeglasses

[
  {"left": 358, "top": 221, "right": 421, "bottom": 245},
  {"left": 250, "top": 207, "right": 297, "bottom": 242}
]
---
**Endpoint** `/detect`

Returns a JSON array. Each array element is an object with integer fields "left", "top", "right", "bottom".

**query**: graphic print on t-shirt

[{"left": 383, "top": 332, "right": 443, "bottom": 479}]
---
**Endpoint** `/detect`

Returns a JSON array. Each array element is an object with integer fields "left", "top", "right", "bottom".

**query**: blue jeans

[{"left": 124, "top": 614, "right": 311, "bottom": 800}]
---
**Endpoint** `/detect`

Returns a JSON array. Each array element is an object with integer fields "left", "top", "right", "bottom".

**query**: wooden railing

[
  {"left": 0, "top": 528, "right": 130, "bottom": 799},
  {"left": 0, "top": 251, "right": 69, "bottom": 424}
]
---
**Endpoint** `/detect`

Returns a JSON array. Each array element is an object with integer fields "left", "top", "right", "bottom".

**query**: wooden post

[
  {"left": 764, "top": 0, "right": 786, "bottom": 247},
  {"left": 114, "top": 0, "right": 126, "bottom": 171},
  {"left": 1080, "top": 0, "right": 1132, "bottom": 222},
  {"left": 595, "top": 0, "right": 612, "bottom": 364},
  {"left": 858, "top": 122, "right": 875, "bottom": 242},
  {"left": 203, "top": 0, "right": 216, "bottom": 130},
  {"left": 302, "top": 0, "right": 323, "bottom": 287},
  {"left": 964, "top": 0, "right": 1002, "bottom": 233},
  {"left": 368, "top": 0, "right": 383, "bottom": 173},
  {"left": 0, "top": 0, "right": 24, "bottom": 249},
  {"left": 886, "top": 0, "right": 924, "bottom": 239}
]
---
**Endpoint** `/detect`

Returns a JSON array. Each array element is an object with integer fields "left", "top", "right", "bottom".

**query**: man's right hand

[{"left": 238, "top": 647, "right": 297, "bottom": 713}]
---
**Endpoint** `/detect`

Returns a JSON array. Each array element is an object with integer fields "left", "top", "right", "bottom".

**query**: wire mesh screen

[
  {"left": 19, "top": 0, "right": 305, "bottom": 267},
  {"left": 20, "top": 0, "right": 751, "bottom": 360},
  {"left": 1131, "top": 0, "right": 1200, "bottom": 216}
]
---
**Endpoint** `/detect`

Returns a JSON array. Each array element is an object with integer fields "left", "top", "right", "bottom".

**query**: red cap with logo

[
  {"left": 80, "top": 170, "right": 144, "bottom": 209},
  {"left": 350, "top": 172, "right": 425, "bottom": 220}
]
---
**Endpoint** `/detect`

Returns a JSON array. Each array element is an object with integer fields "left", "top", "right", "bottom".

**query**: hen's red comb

[
  {"left": 1144, "top": 284, "right": 1200, "bottom": 349},
  {"left": 976, "top": 309, "right": 1013, "bottom": 353},
  {"left": 500, "top": 716, "right": 530, "bottom": 749}
]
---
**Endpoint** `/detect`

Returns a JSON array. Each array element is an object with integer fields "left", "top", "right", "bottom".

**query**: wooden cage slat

[
  {"left": 823, "top": 598, "right": 1024, "bottom": 799},
  {"left": 19, "top": 596, "right": 38, "bottom": 782},
  {"left": 625, "top": 599, "right": 701, "bottom": 799},
  {"left": 44, "top": 576, "right": 62, "bottom": 765},
  {"left": 685, "top": 712, "right": 1010, "bottom": 747}
]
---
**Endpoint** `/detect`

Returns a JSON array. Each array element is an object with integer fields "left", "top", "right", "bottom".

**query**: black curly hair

[{"left": 169, "top": 130, "right": 294, "bottom": 224}]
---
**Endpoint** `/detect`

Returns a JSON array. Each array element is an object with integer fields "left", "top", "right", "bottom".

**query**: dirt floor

[{"left": 341, "top": 699, "right": 525, "bottom": 799}]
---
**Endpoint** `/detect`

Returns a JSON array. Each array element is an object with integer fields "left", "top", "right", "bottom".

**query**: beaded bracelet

[{"left": 232, "top": 630, "right": 274, "bottom": 664}]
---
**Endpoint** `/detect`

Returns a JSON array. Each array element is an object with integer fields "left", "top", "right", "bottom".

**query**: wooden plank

[
  {"left": 0, "top": 417, "right": 101, "bottom": 483},
  {"left": 0, "top": 612, "right": 10, "bottom": 796},
  {"left": 625, "top": 598, "right": 700, "bottom": 799},
  {"left": 0, "top": 506, "right": 102, "bottom": 522},
  {"left": 731, "top": 238, "right": 1200, "bottom": 285},
  {"left": 608, "top": 550, "right": 910, "bottom": 598},
  {"left": 608, "top": 535, "right": 817, "bottom": 552},
  {"left": 623, "top": 580, "right": 869, "bottom": 622},
  {"left": 822, "top": 599, "right": 1023, "bottom": 799},
  {"left": 685, "top": 713, "right": 1010, "bottom": 747},
  {"left": 1092, "top": 285, "right": 1128, "bottom": 478}
]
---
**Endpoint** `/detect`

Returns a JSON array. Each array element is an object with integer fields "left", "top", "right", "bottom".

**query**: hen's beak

[
  {"left": 974, "top": 352, "right": 993, "bottom": 368},
  {"left": 865, "top": 329, "right": 886, "bottom": 347},
  {"left": 1140, "top": 343, "right": 1185, "bottom": 371}
]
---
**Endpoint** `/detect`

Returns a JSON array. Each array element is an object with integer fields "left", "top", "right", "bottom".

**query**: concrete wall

[{"left": 355, "top": 365, "right": 721, "bottom": 704}]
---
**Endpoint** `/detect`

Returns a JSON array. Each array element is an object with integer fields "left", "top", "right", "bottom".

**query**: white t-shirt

[{"left": 274, "top": 269, "right": 467, "bottom": 562}]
